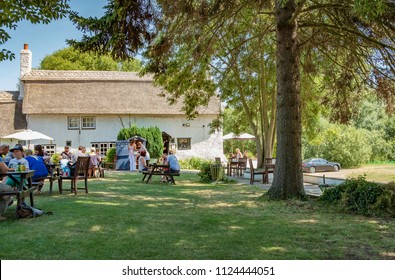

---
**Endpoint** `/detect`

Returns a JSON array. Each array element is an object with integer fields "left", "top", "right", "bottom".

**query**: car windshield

[{"left": 302, "top": 158, "right": 314, "bottom": 163}]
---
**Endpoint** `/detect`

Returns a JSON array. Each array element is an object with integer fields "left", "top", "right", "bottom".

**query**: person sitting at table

[
  {"left": 0, "top": 144, "right": 13, "bottom": 166},
  {"left": 166, "top": 150, "right": 180, "bottom": 174},
  {"left": 71, "top": 146, "right": 87, "bottom": 163},
  {"left": 235, "top": 148, "right": 243, "bottom": 160},
  {"left": 138, "top": 150, "right": 149, "bottom": 172},
  {"left": 60, "top": 146, "right": 73, "bottom": 161},
  {"left": 159, "top": 153, "right": 169, "bottom": 182},
  {"left": 0, "top": 156, "right": 13, "bottom": 221},
  {"left": 25, "top": 149, "right": 49, "bottom": 193},
  {"left": 3, "top": 144, "right": 29, "bottom": 188},
  {"left": 34, "top": 144, "right": 51, "bottom": 164}
]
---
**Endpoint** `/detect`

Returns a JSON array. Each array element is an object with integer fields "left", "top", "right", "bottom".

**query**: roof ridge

[{"left": 22, "top": 70, "right": 153, "bottom": 81}]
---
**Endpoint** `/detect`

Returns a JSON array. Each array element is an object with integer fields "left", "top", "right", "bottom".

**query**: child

[{"left": 4, "top": 144, "right": 29, "bottom": 188}]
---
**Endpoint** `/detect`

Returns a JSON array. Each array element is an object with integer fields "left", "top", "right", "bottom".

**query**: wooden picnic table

[
  {"left": 0, "top": 170, "right": 38, "bottom": 218},
  {"left": 141, "top": 163, "right": 180, "bottom": 185}
]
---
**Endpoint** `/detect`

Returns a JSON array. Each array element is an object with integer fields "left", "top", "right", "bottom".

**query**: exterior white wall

[{"left": 27, "top": 114, "right": 224, "bottom": 160}]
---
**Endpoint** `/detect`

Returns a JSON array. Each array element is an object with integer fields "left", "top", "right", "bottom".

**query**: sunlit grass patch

[{"left": 0, "top": 170, "right": 394, "bottom": 260}]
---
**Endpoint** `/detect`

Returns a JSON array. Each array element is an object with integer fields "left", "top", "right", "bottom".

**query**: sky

[{"left": 0, "top": 0, "right": 108, "bottom": 91}]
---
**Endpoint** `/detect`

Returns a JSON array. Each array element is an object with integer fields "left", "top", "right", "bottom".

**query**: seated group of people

[
  {"left": 59, "top": 145, "right": 103, "bottom": 178},
  {"left": 229, "top": 148, "right": 249, "bottom": 161},
  {"left": 0, "top": 144, "right": 50, "bottom": 220}
]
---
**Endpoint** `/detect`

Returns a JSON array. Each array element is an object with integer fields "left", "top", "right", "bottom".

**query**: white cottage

[{"left": 0, "top": 45, "right": 224, "bottom": 160}]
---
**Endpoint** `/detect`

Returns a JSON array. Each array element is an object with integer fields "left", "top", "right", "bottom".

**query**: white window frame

[
  {"left": 68, "top": 117, "right": 80, "bottom": 130},
  {"left": 68, "top": 116, "right": 96, "bottom": 130},
  {"left": 81, "top": 116, "right": 96, "bottom": 129}
]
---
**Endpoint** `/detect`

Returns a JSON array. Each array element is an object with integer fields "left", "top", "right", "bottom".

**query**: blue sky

[{"left": 0, "top": 0, "right": 108, "bottom": 91}]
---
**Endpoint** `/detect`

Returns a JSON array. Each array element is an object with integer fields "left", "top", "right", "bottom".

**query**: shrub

[
  {"left": 105, "top": 147, "right": 116, "bottom": 162},
  {"left": 179, "top": 157, "right": 212, "bottom": 170},
  {"left": 117, "top": 125, "right": 163, "bottom": 158},
  {"left": 197, "top": 161, "right": 213, "bottom": 183},
  {"left": 303, "top": 121, "right": 372, "bottom": 168},
  {"left": 320, "top": 176, "right": 395, "bottom": 217}
]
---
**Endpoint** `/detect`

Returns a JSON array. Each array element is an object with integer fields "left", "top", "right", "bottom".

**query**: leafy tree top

[
  {"left": 38, "top": 47, "right": 142, "bottom": 71},
  {"left": 0, "top": 0, "right": 70, "bottom": 61}
]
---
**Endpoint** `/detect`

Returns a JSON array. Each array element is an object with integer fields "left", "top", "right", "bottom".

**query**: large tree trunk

[{"left": 268, "top": 0, "right": 305, "bottom": 199}]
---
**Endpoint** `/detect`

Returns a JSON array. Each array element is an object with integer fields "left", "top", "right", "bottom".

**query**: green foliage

[
  {"left": 303, "top": 120, "right": 372, "bottom": 168},
  {"left": 105, "top": 147, "right": 116, "bottom": 162},
  {"left": 320, "top": 177, "right": 395, "bottom": 217},
  {"left": 353, "top": 0, "right": 386, "bottom": 20},
  {"left": 179, "top": 157, "right": 212, "bottom": 170},
  {"left": 179, "top": 157, "right": 227, "bottom": 183},
  {"left": 197, "top": 161, "right": 213, "bottom": 183},
  {"left": 0, "top": 0, "right": 70, "bottom": 61},
  {"left": 39, "top": 47, "right": 142, "bottom": 71},
  {"left": 50, "top": 153, "right": 61, "bottom": 164},
  {"left": 117, "top": 125, "right": 163, "bottom": 158}
]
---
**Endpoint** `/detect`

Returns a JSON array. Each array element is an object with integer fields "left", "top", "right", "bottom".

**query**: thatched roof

[
  {"left": 22, "top": 70, "right": 220, "bottom": 116},
  {"left": 0, "top": 91, "right": 27, "bottom": 136}
]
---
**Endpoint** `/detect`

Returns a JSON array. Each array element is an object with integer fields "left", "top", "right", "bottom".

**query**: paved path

[{"left": 231, "top": 176, "right": 323, "bottom": 197}]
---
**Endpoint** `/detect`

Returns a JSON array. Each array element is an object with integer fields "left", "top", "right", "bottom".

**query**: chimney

[{"left": 19, "top": 43, "right": 32, "bottom": 100}]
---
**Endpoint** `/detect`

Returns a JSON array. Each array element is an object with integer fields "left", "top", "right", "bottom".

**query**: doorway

[{"left": 162, "top": 132, "right": 172, "bottom": 155}]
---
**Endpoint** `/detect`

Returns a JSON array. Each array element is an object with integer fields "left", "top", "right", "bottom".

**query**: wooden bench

[
  {"left": 31, "top": 164, "right": 61, "bottom": 194},
  {"left": 141, "top": 164, "right": 180, "bottom": 185},
  {"left": 0, "top": 186, "right": 38, "bottom": 218},
  {"left": 0, "top": 170, "right": 38, "bottom": 218}
]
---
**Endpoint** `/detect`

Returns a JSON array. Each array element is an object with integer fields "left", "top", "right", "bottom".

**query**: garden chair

[
  {"left": 59, "top": 157, "right": 90, "bottom": 195},
  {"left": 248, "top": 158, "right": 264, "bottom": 185}
]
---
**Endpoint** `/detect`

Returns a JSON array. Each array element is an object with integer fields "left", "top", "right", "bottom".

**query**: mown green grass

[
  {"left": 1, "top": 171, "right": 394, "bottom": 260},
  {"left": 345, "top": 162, "right": 395, "bottom": 182}
]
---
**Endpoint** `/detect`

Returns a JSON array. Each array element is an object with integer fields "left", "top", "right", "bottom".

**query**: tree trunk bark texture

[{"left": 268, "top": 0, "right": 305, "bottom": 199}]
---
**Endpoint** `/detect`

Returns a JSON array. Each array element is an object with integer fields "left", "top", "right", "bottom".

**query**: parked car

[{"left": 302, "top": 158, "right": 341, "bottom": 173}]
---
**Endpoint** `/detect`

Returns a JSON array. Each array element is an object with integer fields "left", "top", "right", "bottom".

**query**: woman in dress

[{"left": 128, "top": 140, "right": 137, "bottom": 171}]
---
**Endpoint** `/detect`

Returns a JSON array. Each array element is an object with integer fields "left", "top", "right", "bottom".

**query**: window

[
  {"left": 91, "top": 142, "right": 116, "bottom": 155},
  {"left": 82, "top": 117, "right": 96, "bottom": 129},
  {"left": 42, "top": 144, "right": 56, "bottom": 156},
  {"left": 177, "top": 138, "right": 191, "bottom": 150},
  {"left": 68, "top": 116, "right": 96, "bottom": 130},
  {"left": 68, "top": 117, "right": 80, "bottom": 130}
]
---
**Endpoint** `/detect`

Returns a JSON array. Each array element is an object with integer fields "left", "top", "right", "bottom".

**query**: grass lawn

[{"left": 1, "top": 171, "right": 394, "bottom": 260}]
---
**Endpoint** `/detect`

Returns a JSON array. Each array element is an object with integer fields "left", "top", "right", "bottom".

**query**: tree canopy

[
  {"left": 68, "top": 0, "right": 395, "bottom": 199},
  {"left": 39, "top": 47, "right": 142, "bottom": 71},
  {"left": 0, "top": 0, "right": 70, "bottom": 61}
]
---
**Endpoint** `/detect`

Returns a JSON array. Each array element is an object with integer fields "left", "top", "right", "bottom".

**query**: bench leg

[
  {"left": 29, "top": 192, "right": 34, "bottom": 207},
  {"left": 146, "top": 174, "right": 153, "bottom": 184},
  {"left": 49, "top": 180, "right": 53, "bottom": 195},
  {"left": 169, "top": 175, "right": 175, "bottom": 185}
]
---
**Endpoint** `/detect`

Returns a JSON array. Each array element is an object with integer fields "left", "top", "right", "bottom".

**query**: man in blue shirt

[{"left": 166, "top": 150, "right": 180, "bottom": 174}]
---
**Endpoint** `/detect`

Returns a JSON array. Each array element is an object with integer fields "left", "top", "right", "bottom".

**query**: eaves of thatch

[
  {"left": 21, "top": 70, "right": 220, "bottom": 116},
  {"left": 0, "top": 91, "right": 27, "bottom": 136}
]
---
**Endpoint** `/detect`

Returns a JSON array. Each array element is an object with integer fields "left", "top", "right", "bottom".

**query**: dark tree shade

[{"left": 68, "top": 0, "right": 159, "bottom": 60}]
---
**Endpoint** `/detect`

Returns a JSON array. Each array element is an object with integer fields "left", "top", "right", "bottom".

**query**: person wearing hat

[{"left": 3, "top": 144, "right": 30, "bottom": 188}]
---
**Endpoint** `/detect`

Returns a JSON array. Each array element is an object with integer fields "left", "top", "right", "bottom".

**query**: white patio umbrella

[
  {"left": 1, "top": 129, "right": 54, "bottom": 148},
  {"left": 223, "top": 132, "right": 256, "bottom": 151},
  {"left": 237, "top": 133, "right": 255, "bottom": 140},
  {"left": 223, "top": 132, "right": 239, "bottom": 140}
]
